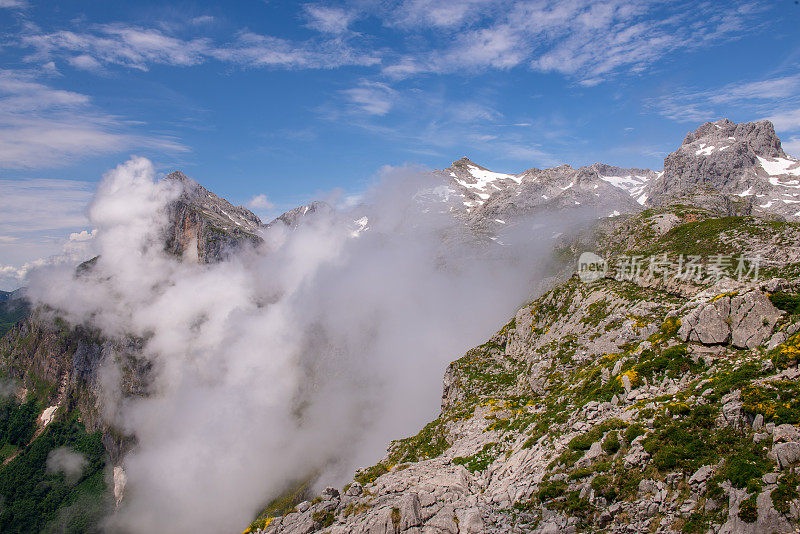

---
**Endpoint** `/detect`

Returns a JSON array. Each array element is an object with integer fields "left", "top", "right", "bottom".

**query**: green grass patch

[{"left": 452, "top": 442, "right": 501, "bottom": 473}]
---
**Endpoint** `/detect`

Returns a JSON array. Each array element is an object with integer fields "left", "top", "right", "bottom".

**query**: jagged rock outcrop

[
  {"left": 645, "top": 119, "right": 800, "bottom": 219},
  {"left": 163, "top": 171, "right": 264, "bottom": 262},
  {"left": 678, "top": 285, "right": 783, "bottom": 348}
]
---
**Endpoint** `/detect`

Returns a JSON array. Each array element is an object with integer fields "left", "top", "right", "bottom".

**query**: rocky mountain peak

[
  {"left": 451, "top": 156, "right": 488, "bottom": 171},
  {"left": 681, "top": 118, "right": 786, "bottom": 159},
  {"left": 266, "top": 201, "right": 334, "bottom": 230},
  {"left": 645, "top": 119, "right": 800, "bottom": 218},
  {"left": 161, "top": 170, "right": 263, "bottom": 262}
]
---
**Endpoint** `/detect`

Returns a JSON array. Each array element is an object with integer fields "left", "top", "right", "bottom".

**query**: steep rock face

[
  {"left": 0, "top": 311, "right": 144, "bottom": 461},
  {"left": 645, "top": 119, "right": 800, "bottom": 219},
  {"left": 163, "top": 171, "right": 263, "bottom": 262}
]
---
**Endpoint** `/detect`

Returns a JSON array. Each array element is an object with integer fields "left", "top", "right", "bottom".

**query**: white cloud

[
  {"left": 27, "top": 157, "right": 571, "bottom": 533},
  {"left": 783, "top": 136, "right": 800, "bottom": 159},
  {"left": 767, "top": 107, "right": 800, "bottom": 132},
  {"left": 190, "top": 15, "right": 215, "bottom": 26},
  {"left": 388, "top": 0, "right": 498, "bottom": 29},
  {"left": 383, "top": 0, "right": 764, "bottom": 84},
  {"left": 0, "top": 0, "right": 27, "bottom": 8},
  {"left": 68, "top": 53, "right": 103, "bottom": 71},
  {"left": 69, "top": 229, "right": 97, "bottom": 241},
  {"left": 21, "top": 22, "right": 380, "bottom": 72},
  {"left": 0, "top": 178, "right": 93, "bottom": 232},
  {"left": 304, "top": 4, "right": 355, "bottom": 34},
  {"left": 342, "top": 81, "right": 397, "bottom": 115},
  {"left": 654, "top": 75, "right": 800, "bottom": 123},
  {"left": 650, "top": 74, "right": 800, "bottom": 138},
  {"left": 9, "top": 1, "right": 766, "bottom": 86},
  {"left": 246, "top": 193, "right": 274, "bottom": 211},
  {"left": 0, "top": 177, "right": 99, "bottom": 289},
  {"left": 46, "top": 448, "right": 88, "bottom": 483},
  {"left": 0, "top": 70, "right": 188, "bottom": 169},
  {"left": 211, "top": 31, "right": 380, "bottom": 69},
  {"left": 23, "top": 25, "right": 210, "bottom": 71}
]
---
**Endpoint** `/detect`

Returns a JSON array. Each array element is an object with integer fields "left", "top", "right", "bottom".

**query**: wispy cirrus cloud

[
  {"left": 0, "top": 178, "right": 93, "bottom": 233},
  {"left": 20, "top": 22, "right": 379, "bottom": 72},
  {"left": 0, "top": 70, "right": 187, "bottom": 169},
  {"left": 649, "top": 73, "right": 800, "bottom": 133},
  {"left": 342, "top": 81, "right": 397, "bottom": 115},
  {"left": 381, "top": 0, "right": 765, "bottom": 85},
  {"left": 385, "top": 0, "right": 500, "bottom": 29},
  {"left": 0, "top": 0, "right": 27, "bottom": 8},
  {"left": 22, "top": 24, "right": 212, "bottom": 71},
  {"left": 12, "top": 1, "right": 766, "bottom": 87},
  {"left": 303, "top": 4, "right": 356, "bottom": 34},
  {"left": 210, "top": 31, "right": 379, "bottom": 69}
]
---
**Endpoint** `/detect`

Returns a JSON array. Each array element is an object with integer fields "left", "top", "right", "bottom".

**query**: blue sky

[{"left": 0, "top": 0, "right": 799, "bottom": 288}]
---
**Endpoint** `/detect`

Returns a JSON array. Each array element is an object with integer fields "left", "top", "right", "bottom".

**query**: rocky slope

[{"left": 253, "top": 204, "right": 800, "bottom": 534}]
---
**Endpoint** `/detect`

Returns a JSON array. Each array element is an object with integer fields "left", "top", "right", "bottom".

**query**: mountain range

[{"left": 2, "top": 119, "right": 800, "bottom": 534}]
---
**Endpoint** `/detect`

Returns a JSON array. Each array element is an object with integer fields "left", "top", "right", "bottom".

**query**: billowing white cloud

[
  {"left": 28, "top": 156, "right": 579, "bottom": 533},
  {"left": 69, "top": 229, "right": 97, "bottom": 241}
]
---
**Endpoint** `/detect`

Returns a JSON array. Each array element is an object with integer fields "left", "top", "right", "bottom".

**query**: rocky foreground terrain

[
  {"left": 1, "top": 118, "right": 800, "bottom": 533},
  {"left": 254, "top": 206, "right": 800, "bottom": 534}
]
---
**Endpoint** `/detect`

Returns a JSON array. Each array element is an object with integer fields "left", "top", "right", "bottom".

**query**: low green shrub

[
  {"left": 771, "top": 472, "right": 799, "bottom": 516},
  {"left": 602, "top": 431, "right": 620, "bottom": 455},
  {"left": 738, "top": 497, "right": 758, "bottom": 523}
]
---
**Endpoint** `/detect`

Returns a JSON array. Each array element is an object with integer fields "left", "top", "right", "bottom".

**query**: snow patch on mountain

[{"left": 758, "top": 155, "right": 800, "bottom": 177}]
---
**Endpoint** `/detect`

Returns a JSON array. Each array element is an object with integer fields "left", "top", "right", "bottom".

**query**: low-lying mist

[{"left": 28, "top": 157, "right": 586, "bottom": 534}]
